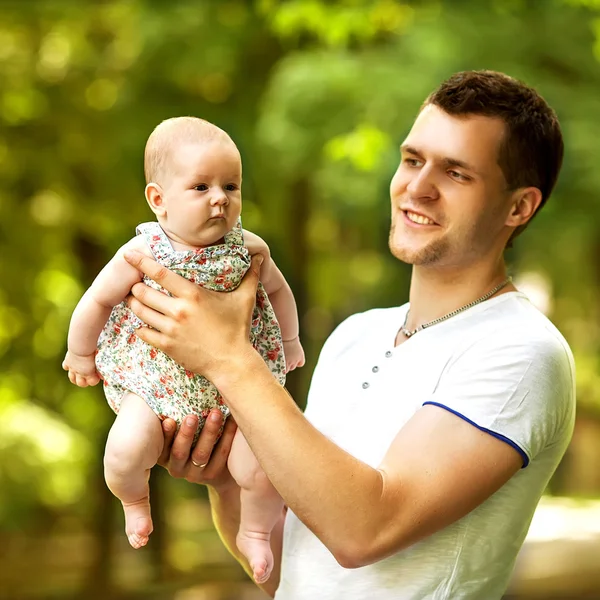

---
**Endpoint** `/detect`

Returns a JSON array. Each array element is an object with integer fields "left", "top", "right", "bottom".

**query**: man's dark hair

[{"left": 424, "top": 70, "right": 564, "bottom": 246}]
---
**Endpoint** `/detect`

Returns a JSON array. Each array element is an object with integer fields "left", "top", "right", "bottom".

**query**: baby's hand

[
  {"left": 283, "top": 336, "right": 305, "bottom": 373},
  {"left": 62, "top": 351, "right": 101, "bottom": 387}
]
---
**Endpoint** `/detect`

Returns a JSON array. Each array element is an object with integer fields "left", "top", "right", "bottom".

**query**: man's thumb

[{"left": 241, "top": 254, "right": 263, "bottom": 292}]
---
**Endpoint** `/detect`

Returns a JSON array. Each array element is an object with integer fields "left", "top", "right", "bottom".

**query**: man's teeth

[{"left": 407, "top": 211, "right": 434, "bottom": 225}]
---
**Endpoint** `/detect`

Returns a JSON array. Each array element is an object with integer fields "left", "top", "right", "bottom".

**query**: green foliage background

[{"left": 2, "top": 0, "right": 600, "bottom": 598}]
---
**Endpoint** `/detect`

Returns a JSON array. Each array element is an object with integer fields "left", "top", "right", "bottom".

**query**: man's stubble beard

[{"left": 388, "top": 222, "right": 450, "bottom": 266}]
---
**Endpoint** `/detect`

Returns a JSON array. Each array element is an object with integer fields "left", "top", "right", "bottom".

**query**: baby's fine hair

[{"left": 144, "top": 116, "right": 235, "bottom": 184}]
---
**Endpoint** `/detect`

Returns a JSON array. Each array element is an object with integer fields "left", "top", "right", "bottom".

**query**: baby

[{"left": 62, "top": 117, "right": 305, "bottom": 584}]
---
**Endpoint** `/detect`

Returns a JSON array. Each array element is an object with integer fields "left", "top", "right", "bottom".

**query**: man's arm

[
  {"left": 212, "top": 357, "right": 522, "bottom": 568},
  {"left": 122, "top": 252, "right": 529, "bottom": 568}
]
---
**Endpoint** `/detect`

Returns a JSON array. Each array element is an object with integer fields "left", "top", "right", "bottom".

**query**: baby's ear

[{"left": 145, "top": 183, "right": 166, "bottom": 217}]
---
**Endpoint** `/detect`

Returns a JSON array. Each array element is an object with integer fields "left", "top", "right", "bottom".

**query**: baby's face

[{"left": 158, "top": 140, "right": 242, "bottom": 247}]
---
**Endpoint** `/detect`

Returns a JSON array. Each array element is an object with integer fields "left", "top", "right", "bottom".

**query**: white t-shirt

[{"left": 275, "top": 292, "right": 575, "bottom": 600}]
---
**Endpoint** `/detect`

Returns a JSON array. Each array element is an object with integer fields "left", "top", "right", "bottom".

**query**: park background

[{"left": 2, "top": 0, "right": 600, "bottom": 598}]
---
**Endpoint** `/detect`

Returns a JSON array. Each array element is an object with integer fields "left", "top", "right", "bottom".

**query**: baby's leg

[
  {"left": 104, "top": 393, "right": 163, "bottom": 549},
  {"left": 228, "top": 430, "right": 284, "bottom": 584}
]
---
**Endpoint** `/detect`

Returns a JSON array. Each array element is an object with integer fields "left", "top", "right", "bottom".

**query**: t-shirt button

[
  {"left": 385, "top": 351, "right": 392, "bottom": 358},
  {"left": 362, "top": 382, "right": 370, "bottom": 389},
  {"left": 372, "top": 366, "right": 379, "bottom": 373}
]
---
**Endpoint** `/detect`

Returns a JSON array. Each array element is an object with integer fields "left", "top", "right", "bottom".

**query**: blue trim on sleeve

[{"left": 422, "top": 401, "right": 530, "bottom": 468}]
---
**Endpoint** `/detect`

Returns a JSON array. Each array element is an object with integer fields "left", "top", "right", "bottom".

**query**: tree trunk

[{"left": 284, "top": 178, "right": 311, "bottom": 404}]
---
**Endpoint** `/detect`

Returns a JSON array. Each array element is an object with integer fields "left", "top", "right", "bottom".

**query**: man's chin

[{"left": 389, "top": 242, "right": 443, "bottom": 266}]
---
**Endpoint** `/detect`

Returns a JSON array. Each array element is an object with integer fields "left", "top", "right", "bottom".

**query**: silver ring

[{"left": 191, "top": 459, "right": 207, "bottom": 468}]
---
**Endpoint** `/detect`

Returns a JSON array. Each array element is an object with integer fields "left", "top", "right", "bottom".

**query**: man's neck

[{"left": 404, "top": 260, "right": 515, "bottom": 333}]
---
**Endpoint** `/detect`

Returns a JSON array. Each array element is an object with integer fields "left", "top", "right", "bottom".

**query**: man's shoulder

[
  {"left": 448, "top": 295, "right": 575, "bottom": 395},
  {"left": 433, "top": 297, "right": 575, "bottom": 458},
  {"left": 475, "top": 294, "right": 572, "bottom": 360}
]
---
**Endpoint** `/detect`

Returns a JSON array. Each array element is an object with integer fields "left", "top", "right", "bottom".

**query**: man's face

[
  {"left": 160, "top": 140, "right": 242, "bottom": 247},
  {"left": 389, "top": 104, "right": 515, "bottom": 268}
]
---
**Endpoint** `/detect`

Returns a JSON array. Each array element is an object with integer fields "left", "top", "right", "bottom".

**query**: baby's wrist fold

[{"left": 68, "top": 348, "right": 96, "bottom": 359}]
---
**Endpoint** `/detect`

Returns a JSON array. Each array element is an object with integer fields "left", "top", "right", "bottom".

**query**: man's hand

[
  {"left": 283, "top": 336, "right": 305, "bottom": 373},
  {"left": 123, "top": 250, "right": 262, "bottom": 386},
  {"left": 158, "top": 409, "right": 238, "bottom": 491},
  {"left": 62, "top": 351, "right": 101, "bottom": 387}
]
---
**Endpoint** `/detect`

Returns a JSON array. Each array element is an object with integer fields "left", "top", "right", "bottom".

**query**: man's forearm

[{"left": 215, "top": 354, "right": 387, "bottom": 566}]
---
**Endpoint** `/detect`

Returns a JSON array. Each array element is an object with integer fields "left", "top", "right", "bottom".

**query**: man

[{"left": 123, "top": 70, "right": 575, "bottom": 599}]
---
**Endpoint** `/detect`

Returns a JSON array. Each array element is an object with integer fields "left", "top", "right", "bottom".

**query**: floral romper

[{"left": 95, "top": 220, "right": 286, "bottom": 436}]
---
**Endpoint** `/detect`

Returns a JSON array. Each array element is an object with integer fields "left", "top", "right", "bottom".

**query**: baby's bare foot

[
  {"left": 122, "top": 497, "right": 153, "bottom": 549},
  {"left": 236, "top": 530, "right": 273, "bottom": 584}
]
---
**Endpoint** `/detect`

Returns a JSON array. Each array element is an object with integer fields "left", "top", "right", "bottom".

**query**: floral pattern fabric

[{"left": 95, "top": 220, "right": 286, "bottom": 439}]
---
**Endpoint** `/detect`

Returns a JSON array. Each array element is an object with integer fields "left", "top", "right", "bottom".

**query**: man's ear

[
  {"left": 505, "top": 187, "right": 543, "bottom": 228},
  {"left": 145, "top": 183, "right": 166, "bottom": 217}
]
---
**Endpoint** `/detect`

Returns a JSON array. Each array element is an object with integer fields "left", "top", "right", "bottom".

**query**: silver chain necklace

[{"left": 400, "top": 276, "right": 512, "bottom": 338}]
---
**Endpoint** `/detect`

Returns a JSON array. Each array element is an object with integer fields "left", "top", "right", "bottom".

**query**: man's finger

[
  {"left": 129, "top": 282, "right": 176, "bottom": 317},
  {"left": 127, "top": 295, "right": 172, "bottom": 333},
  {"left": 208, "top": 416, "right": 237, "bottom": 470},
  {"left": 249, "top": 253, "right": 264, "bottom": 282},
  {"left": 195, "top": 416, "right": 238, "bottom": 484},
  {"left": 190, "top": 410, "right": 224, "bottom": 468},
  {"left": 236, "top": 254, "right": 262, "bottom": 303},
  {"left": 157, "top": 419, "right": 177, "bottom": 467},
  {"left": 168, "top": 414, "right": 198, "bottom": 475},
  {"left": 134, "top": 325, "right": 170, "bottom": 353},
  {"left": 123, "top": 250, "right": 196, "bottom": 299}
]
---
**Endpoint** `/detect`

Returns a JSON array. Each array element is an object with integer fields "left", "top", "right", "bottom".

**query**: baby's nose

[{"left": 210, "top": 191, "right": 228, "bottom": 206}]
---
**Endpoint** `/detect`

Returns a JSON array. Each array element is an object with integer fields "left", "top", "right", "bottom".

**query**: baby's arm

[
  {"left": 243, "top": 230, "right": 305, "bottom": 372},
  {"left": 63, "top": 237, "right": 147, "bottom": 386}
]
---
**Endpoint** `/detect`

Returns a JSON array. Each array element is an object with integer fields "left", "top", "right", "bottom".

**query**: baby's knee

[
  {"left": 236, "top": 460, "right": 273, "bottom": 493},
  {"left": 104, "top": 439, "right": 140, "bottom": 482},
  {"left": 253, "top": 467, "right": 276, "bottom": 494},
  {"left": 104, "top": 428, "right": 158, "bottom": 481}
]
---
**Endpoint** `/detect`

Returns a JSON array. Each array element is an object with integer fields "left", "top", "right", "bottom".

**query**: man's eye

[
  {"left": 194, "top": 184, "right": 208, "bottom": 191},
  {"left": 448, "top": 170, "right": 468, "bottom": 181},
  {"left": 403, "top": 158, "right": 421, "bottom": 167}
]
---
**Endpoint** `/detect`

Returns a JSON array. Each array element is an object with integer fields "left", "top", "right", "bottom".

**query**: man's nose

[{"left": 406, "top": 167, "right": 439, "bottom": 201}]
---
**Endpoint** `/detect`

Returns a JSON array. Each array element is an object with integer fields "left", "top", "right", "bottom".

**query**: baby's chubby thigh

[{"left": 104, "top": 392, "right": 164, "bottom": 480}]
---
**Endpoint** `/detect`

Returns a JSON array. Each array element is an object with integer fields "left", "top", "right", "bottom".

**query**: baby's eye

[
  {"left": 224, "top": 184, "right": 239, "bottom": 192},
  {"left": 194, "top": 184, "right": 209, "bottom": 191}
]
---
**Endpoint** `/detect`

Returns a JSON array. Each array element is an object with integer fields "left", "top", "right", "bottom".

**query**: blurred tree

[{"left": 2, "top": 0, "right": 600, "bottom": 596}]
